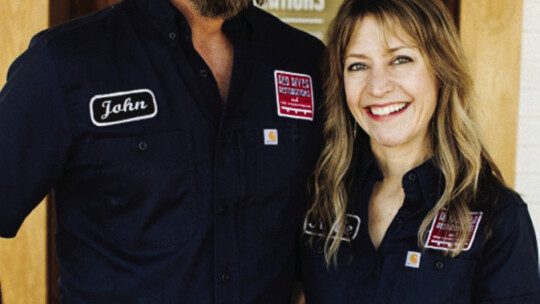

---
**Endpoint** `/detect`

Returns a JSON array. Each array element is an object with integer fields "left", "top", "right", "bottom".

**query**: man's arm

[{"left": 0, "top": 36, "right": 72, "bottom": 237}]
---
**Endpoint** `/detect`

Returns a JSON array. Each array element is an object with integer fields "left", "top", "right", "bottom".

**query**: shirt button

[
  {"left": 294, "top": 130, "right": 303, "bottom": 143},
  {"left": 395, "top": 216, "right": 403, "bottom": 225},
  {"left": 220, "top": 272, "right": 231, "bottom": 283},
  {"left": 435, "top": 260, "right": 445, "bottom": 270},
  {"left": 408, "top": 173, "right": 417, "bottom": 181},
  {"left": 138, "top": 141, "right": 148, "bottom": 151},
  {"left": 200, "top": 69, "right": 209, "bottom": 78},
  {"left": 169, "top": 32, "right": 176, "bottom": 39}
]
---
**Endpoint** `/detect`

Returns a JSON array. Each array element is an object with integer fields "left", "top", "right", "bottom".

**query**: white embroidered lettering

[
  {"left": 101, "top": 100, "right": 113, "bottom": 120},
  {"left": 100, "top": 98, "right": 148, "bottom": 120}
]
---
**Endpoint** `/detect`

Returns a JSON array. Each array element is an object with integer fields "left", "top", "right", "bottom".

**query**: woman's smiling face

[{"left": 344, "top": 14, "right": 438, "bottom": 156}]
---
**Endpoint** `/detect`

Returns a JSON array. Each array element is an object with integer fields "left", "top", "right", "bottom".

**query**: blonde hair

[{"left": 309, "top": 0, "right": 504, "bottom": 265}]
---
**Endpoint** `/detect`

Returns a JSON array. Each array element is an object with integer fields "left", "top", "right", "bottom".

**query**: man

[{"left": 0, "top": 0, "right": 324, "bottom": 302}]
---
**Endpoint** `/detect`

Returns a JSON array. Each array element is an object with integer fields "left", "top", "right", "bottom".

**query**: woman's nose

[{"left": 366, "top": 67, "right": 394, "bottom": 97}]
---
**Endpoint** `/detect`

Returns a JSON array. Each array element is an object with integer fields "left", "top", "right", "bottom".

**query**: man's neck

[{"left": 170, "top": 0, "right": 234, "bottom": 102}]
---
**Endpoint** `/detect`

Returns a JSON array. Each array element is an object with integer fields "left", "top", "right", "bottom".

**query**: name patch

[
  {"left": 90, "top": 89, "right": 157, "bottom": 127},
  {"left": 274, "top": 70, "right": 314, "bottom": 121},
  {"left": 303, "top": 213, "right": 361, "bottom": 242},
  {"left": 425, "top": 209, "right": 483, "bottom": 251}
]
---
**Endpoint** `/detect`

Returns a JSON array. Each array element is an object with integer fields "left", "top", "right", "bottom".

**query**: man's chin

[{"left": 190, "top": 0, "right": 251, "bottom": 19}]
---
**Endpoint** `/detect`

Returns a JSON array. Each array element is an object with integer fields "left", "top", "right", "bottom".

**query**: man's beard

[{"left": 190, "top": 0, "right": 252, "bottom": 19}]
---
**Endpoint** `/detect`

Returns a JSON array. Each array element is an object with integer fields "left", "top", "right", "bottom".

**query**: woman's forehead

[{"left": 348, "top": 14, "right": 417, "bottom": 51}]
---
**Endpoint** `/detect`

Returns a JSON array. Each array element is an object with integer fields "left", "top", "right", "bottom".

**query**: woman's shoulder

[
  {"left": 475, "top": 173, "right": 526, "bottom": 214},
  {"left": 473, "top": 177, "right": 535, "bottom": 247},
  {"left": 479, "top": 179, "right": 535, "bottom": 246},
  {"left": 489, "top": 183, "right": 528, "bottom": 217}
]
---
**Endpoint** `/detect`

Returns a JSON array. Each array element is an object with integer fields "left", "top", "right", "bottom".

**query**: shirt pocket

[
  {"left": 391, "top": 253, "right": 476, "bottom": 304},
  {"left": 86, "top": 129, "right": 198, "bottom": 247},
  {"left": 255, "top": 126, "right": 321, "bottom": 235}
]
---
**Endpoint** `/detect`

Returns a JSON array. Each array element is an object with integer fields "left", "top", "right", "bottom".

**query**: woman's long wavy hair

[{"left": 309, "top": 0, "right": 505, "bottom": 265}]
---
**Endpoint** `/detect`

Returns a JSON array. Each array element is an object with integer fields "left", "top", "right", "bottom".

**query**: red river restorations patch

[{"left": 274, "top": 70, "right": 314, "bottom": 121}]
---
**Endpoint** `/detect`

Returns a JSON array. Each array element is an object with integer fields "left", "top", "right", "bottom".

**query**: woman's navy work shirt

[
  {"left": 0, "top": 0, "right": 325, "bottom": 302},
  {"left": 301, "top": 140, "right": 540, "bottom": 304}
]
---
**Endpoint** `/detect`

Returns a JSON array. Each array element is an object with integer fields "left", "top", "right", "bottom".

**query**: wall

[
  {"left": 0, "top": 3, "right": 50, "bottom": 304},
  {"left": 518, "top": 0, "right": 540, "bottom": 239},
  {"left": 460, "top": 0, "right": 523, "bottom": 185}
]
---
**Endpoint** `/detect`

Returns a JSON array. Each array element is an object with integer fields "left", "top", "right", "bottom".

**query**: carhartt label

[
  {"left": 425, "top": 209, "right": 483, "bottom": 251},
  {"left": 274, "top": 70, "right": 314, "bottom": 121},
  {"left": 90, "top": 89, "right": 157, "bottom": 127},
  {"left": 264, "top": 129, "right": 278, "bottom": 145},
  {"left": 405, "top": 251, "right": 421, "bottom": 268}
]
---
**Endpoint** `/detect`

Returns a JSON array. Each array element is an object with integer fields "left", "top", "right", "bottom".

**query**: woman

[{"left": 301, "top": 0, "right": 540, "bottom": 303}]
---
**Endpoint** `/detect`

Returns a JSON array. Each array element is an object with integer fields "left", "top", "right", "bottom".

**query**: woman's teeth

[{"left": 369, "top": 103, "right": 408, "bottom": 116}]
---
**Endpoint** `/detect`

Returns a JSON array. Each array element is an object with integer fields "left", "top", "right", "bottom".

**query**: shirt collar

[
  {"left": 403, "top": 158, "right": 443, "bottom": 206},
  {"left": 135, "top": 0, "right": 179, "bottom": 41},
  {"left": 355, "top": 133, "right": 383, "bottom": 186},
  {"left": 355, "top": 134, "right": 443, "bottom": 207},
  {"left": 136, "top": 0, "right": 253, "bottom": 45}
]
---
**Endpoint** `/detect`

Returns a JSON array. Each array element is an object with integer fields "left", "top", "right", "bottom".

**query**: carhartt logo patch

[
  {"left": 405, "top": 251, "right": 421, "bottom": 268},
  {"left": 90, "top": 89, "right": 157, "bottom": 127},
  {"left": 274, "top": 70, "right": 314, "bottom": 121},
  {"left": 264, "top": 129, "right": 278, "bottom": 145},
  {"left": 425, "top": 209, "right": 483, "bottom": 251}
]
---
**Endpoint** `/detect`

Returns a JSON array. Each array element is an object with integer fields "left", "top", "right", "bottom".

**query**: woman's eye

[
  {"left": 347, "top": 63, "right": 368, "bottom": 71},
  {"left": 393, "top": 56, "right": 413, "bottom": 65}
]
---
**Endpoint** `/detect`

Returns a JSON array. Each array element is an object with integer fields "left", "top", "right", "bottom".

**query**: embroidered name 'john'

[{"left": 90, "top": 89, "right": 158, "bottom": 127}]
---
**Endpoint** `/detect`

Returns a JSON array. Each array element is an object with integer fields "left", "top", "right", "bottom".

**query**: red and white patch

[
  {"left": 274, "top": 70, "right": 314, "bottom": 121},
  {"left": 426, "top": 209, "right": 483, "bottom": 251}
]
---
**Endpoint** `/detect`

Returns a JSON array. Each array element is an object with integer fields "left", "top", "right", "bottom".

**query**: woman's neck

[{"left": 370, "top": 139, "right": 432, "bottom": 182}]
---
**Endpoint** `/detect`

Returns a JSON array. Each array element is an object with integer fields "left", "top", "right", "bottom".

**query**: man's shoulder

[
  {"left": 246, "top": 6, "right": 324, "bottom": 49},
  {"left": 35, "top": 1, "right": 132, "bottom": 49}
]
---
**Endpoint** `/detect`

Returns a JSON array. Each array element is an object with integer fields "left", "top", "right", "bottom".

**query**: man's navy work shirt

[
  {"left": 0, "top": 0, "right": 325, "bottom": 302},
  {"left": 301, "top": 137, "right": 540, "bottom": 304}
]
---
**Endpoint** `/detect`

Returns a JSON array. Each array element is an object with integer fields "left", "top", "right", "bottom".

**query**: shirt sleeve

[
  {"left": 0, "top": 35, "right": 73, "bottom": 237},
  {"left": 473, "top": 192, "right": 540, "bottom": 304}
]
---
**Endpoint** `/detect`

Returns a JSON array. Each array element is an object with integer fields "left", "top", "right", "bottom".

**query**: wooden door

[{"left": 0, "top": 2, "right": 50, "bottom": 303}]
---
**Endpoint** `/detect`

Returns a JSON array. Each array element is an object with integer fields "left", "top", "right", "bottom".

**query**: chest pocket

[
  {"left": 87, "top": 129, "right": 197, "bottom": 246},
  {"left": 255, "top": 126, "right": 321, "bottom": 235},
  {"left": 391, "top": 253, "right": 476, "bottom": 304}
]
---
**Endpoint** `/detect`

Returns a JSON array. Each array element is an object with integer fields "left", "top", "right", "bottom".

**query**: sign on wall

[
  {"left": 257, "top": 0, "right": 459, "bottom": 42},
  {"left": 256, "top": 0, "right": 343, "bottom": 41}
]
